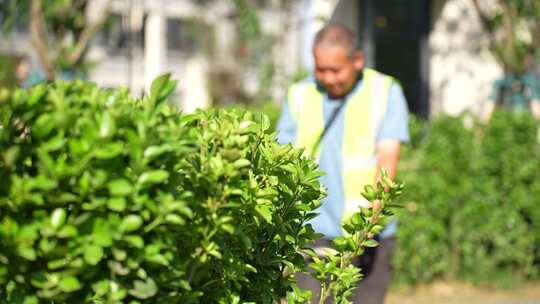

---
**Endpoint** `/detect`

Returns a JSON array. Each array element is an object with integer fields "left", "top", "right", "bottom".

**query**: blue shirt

[{"left": 276, "top": 76, "right": 410, "bottom": 239}]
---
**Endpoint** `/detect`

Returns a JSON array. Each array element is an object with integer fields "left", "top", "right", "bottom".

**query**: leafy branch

[{"left": 289, "top": 170, "right": 403, "bottom": 304}]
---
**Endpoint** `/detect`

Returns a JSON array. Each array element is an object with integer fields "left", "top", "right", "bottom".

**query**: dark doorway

[{"left": 360, "top": 0, "right": 431, "bottom": 118}]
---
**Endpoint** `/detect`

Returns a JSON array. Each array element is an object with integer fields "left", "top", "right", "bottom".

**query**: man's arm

[
  {"left": 377, "top": 139, "right": 401, "bottom": 180},
  {"left": 376, "top": 139, "right": 401, "bottom": 181},
  {"left": 375, "top": 82, "right": 410, "bottom": 181}
]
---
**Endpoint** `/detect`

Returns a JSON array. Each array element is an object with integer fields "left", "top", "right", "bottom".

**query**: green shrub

[
  {"left": 0, "top": 77, "right": 324, "bottom": 303},
  {"left": 464, "top": 111, "right": 540, "bottom": 282},
  {"left": 394, "top": 115, "right": 476, "bottom": 284},
  {"left": 216, "top": 100, "right": 281, "bottom": 132},
  {"left": 394, "top": 111, "right": 540, "bottom": 286}
]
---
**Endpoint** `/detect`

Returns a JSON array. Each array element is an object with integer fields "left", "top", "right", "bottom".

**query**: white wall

[
  {"left": 299, "top": 0, "right": 339, "bottom": 71},
  {"left": 92, "top": 0, "right": 219, "bottom": 111},
  {"left": 429, "top": 0, "right": 502, "bottom": 117}
]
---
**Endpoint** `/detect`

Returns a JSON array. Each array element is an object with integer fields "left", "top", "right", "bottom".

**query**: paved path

[{"left": 386, "top": 282, "right": 540, "bottom": 304}]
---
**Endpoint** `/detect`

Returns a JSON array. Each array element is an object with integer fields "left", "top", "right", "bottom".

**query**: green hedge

[
  {"left": 216, "top": 100, "right": 281, "bottom": 132},
  {"left": 394, "top": 111, "right": 540, "bottom": 286},
  {"left": 0, "top": 77, "right": 324, "bottom": 302}
]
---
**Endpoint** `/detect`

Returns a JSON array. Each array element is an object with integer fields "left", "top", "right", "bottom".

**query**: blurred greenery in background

[
  {"left": 0, "top": 53, "right": 18, "bottom": 88},
  {"left": 473, "top": 0, "right": 540, "bottom": 110},
  {"left": 0, "top": 0, "right": 113, "bottom": 80},
  {"left": 394, "top": 111, "right": 540, "bottom": 288}
]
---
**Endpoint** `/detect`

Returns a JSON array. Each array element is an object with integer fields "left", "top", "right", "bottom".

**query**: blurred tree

[
  {"left": 0, "top": 0, "right": 295, "bottom": 99},
  {"left": 472, "top": 0, "right": 540, "bottom": 109},
  {"left": 207, "top": 0, "right": 297, "bottom": 105},
  {"left": 0, "top": 0, "right": 112, "bottom": 80}
]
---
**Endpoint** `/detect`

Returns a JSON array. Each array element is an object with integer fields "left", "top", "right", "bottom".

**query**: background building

[
  {"left": 324, "top": 0, "right": 503, "bottom": 118},
  {"left": 0, "top": 0, "right": 521, "bottom": 118}
]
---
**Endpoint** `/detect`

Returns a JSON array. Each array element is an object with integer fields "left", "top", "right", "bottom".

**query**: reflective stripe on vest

[{"left": 287, "top": 68, "right": 394, "bottom": 223}]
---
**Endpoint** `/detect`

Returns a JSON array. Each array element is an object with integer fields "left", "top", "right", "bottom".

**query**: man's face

[{"left": 313, "top": 46, "right": 364, "bottom": 99}]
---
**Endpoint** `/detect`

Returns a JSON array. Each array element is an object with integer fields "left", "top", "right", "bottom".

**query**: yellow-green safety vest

[{"left": 287, "top": 68, "right": 395, "bottom": 221}]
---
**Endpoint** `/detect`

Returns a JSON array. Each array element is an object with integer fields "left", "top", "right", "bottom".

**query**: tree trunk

[{"left": 29, "top": 0, "right": 55, "bottom": 80}]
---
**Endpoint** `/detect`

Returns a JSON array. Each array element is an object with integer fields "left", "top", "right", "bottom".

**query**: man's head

[{"left": 313, "top": 24, "right": 364, "bottom": 99}]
